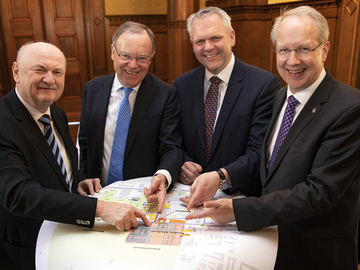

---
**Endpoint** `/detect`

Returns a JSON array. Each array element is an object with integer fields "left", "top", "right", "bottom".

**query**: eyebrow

[{"left": 32, "top": 64, "right": 65, "bottom": 73}]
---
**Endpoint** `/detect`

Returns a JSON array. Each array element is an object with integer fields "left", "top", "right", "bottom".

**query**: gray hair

[
  {"left": 112, "top": 21, "right": 156, "bottom": 56},
  {"left": 187, "top": 7, "right": 234, "bottom": 41},
  {"left": 271, "top": 6, "right": 329, "bottom": 47}
]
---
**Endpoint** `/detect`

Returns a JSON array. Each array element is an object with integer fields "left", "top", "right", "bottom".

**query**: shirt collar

[
  {"left": 287, "top": 68, "right": 326, "bottom": 105},
  {"left": 113, "top": 74, "right": 140, "bottom": 93},
  {"left": 15, "top": 87, "right": 51, "bottom": 121},
  {"left": 205, "top": 53, "right": 235, "bottom": 85}
]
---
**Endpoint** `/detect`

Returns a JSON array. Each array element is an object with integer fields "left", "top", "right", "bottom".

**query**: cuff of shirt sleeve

[{"left": 154, "top": 169, "right": 171, "bottom": 189}]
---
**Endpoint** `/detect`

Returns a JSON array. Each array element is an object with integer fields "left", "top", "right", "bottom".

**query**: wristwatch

[{"left": 216, "top": 169, "right": 232, "bottom": 191}]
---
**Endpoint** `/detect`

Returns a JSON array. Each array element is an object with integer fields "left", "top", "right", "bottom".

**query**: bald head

[{"left": 12, "top": 42, "right": 67, "bottom": 113}]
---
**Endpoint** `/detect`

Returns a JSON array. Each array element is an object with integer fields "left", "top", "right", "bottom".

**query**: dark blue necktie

[
  {"left": 268, "top": 95, "right": 299, "bottom": 172},
  {"left": 39, "top": 114, "right": 71, "bottom": 192},
  {"left": 107, "top": 87, "right": 133, "bottom": 184}
]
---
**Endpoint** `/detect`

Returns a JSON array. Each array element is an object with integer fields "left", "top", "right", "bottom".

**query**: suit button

[{"left": 262, "top": 189, "right": 268, "bottom": 195}]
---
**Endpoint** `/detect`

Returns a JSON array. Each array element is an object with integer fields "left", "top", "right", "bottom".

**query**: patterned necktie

[
  {"left": 268, "top": 95, "right": 299, "bottom": 172},
  {"left": 204, "top": 76, "right": 221, "bottom": 167},
  {"left": 39, "top": 114, "right": 71, "bottom": 192},
  {"left": 107, "top": 87, "right": 133, "bottom": 184}
]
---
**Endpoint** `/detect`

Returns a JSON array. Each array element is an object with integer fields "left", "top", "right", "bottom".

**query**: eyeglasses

[
  {"left": 273, "top": 42, "right": 324, "bottom": 57},
  {"left": 113, "top": 44, "right": 151, "bottom": 64}
]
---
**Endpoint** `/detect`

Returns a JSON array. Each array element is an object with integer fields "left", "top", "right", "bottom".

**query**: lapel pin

[{"left": 312, "top": 108, "right": 316, "bottom": 113}]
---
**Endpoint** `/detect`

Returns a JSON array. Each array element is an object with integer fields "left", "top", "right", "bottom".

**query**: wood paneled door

[{"left": 0, "top": 0, "right": 88, "bottom": 123}]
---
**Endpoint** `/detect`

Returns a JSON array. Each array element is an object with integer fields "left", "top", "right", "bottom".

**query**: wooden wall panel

[
  {"left": 84, "top": 0, "right": 108, "bottom": 78},
  {"left": 0, "top": 0, "right": 44, "bottom": 90},
  {"left": 0, "top": 15, "right": 10, "bottom": 98},
  {"left": 148, "top": 31, "right": 168, "bottom": 81},
  {"left": 334, "top": 0, "right": 360, "bottom": 87},
  {"left": 42, "top": 0, "right": 88, "bottom": 122},
  {"left": 0, "top": 0, "right": 88, "bottom": 124},
  {"left": 10, "top": 0, "right": 30, "bottom": 19},
  {"left": 55, "top": 0, "right": 73, "bottom": 18}
]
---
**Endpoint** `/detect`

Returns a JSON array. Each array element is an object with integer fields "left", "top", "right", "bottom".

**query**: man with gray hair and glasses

[
  {"left": 78, "top": 21, "right": 183, "bottom": 213},
  {"left": 186, "top": 6, "right": 360, "bottom": 269}
]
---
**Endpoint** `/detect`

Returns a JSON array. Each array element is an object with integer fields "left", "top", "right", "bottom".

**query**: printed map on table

[
  {"left": 37, "top": 177, "right": 278, "bottom": 270},
  {"left": 90, "top": 178, "right": 222, "bottom": 246}
]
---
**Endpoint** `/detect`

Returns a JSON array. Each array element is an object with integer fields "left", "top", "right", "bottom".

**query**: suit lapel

[
  {"left": 97, "top": 74, "right": 114, "bottom": 163},
  {"left": 193, "top": 68, "right": 207, "bottom": 152},
  {"left": 8, "top": 90, "right": 69, "bottom": 189},
  {"left": 260, "top": 87, "right": 287, "bottom": 181},
  {"left": 210, "top": 58, "right": 244, "bottom": 161},
  {"left": 265, "top": 72, "right": 333, "bottom": 181},
  {"left": 125, "top": 73, "right": 154, "bottom": 159},
  {"left": 51, "top": 106, "right": 78, "bottom": 191}
]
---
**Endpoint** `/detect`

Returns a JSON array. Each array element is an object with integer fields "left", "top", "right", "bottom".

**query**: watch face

[{"left": 220, "top": 180, "right": 230, "bottom": 190}]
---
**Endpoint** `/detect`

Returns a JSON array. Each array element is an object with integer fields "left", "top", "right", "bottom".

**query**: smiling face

[
  {"left": 111, "top": 30, "right": 153, "bottom": 88},
  {"left": 12, "top": 42, "right": 66, "bottom": 113},
  {"left": 276, "top": 15, "right": 330, "bottom": 93},
  {"left": 190, "top": 14, "right": 235, "bottom": 75}
]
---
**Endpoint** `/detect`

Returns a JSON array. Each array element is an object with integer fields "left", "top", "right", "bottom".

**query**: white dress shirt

[
  {"left": 101, "top": 74, "right": 171, "bottom": 187},
  {"left": 15, "top": 87, "right": 73, "bottom": 189},
  {"left": 267, "top": 69, "right": 326, "bottom": 166}
]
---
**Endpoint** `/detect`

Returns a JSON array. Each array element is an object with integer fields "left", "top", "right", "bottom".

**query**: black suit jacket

[
  {"left": 174, "top": 57, "right": 281, "bottom": 195},
  {"left": 78, "top": 73, "right": 183, "bottom": 187},
  {"left": 233, "top": 72, "right": 360, "bottom": 269},
  {"left": 0, "top": 89, "right": 97, "bottom": 269}
]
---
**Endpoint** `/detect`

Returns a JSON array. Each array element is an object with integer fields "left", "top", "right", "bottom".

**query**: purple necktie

[
  {"left": 268, "top": 95, "right": 299, "bottom": 172},
  {"left": 204, "top": 76, "right": 221, "bottom": 167}
]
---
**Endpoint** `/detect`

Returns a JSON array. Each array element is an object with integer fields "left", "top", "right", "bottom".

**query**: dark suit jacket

[
  {"left": 0, "top": 89, "right": 97, "bottom": 269},
  {"left": 174, "top": 57, "right": 281, "bottom": 196},
  {"left": 233, "top": 72, "right": 360, "bottom": 269},
  {"left": 78, "top": 73, "right": 183, "bottom": 187}
]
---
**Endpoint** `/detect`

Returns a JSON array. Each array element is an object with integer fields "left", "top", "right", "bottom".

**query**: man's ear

[
  {"left": 322, "top": 41, "right": 330, "bottom": 63},
  {"left": 12, "top": 62, "right": 20, "bottom": 83}
]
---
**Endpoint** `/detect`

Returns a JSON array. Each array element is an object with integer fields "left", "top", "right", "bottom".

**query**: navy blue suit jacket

[
  {"left": 233, "top": 72, "right": 360, "bottom": 269},
  {"left": 78, "top": 73, "right": 183, "bottom": 187},
  {"left": 174, "top": 57, "right": 281, "bottom": 196}
]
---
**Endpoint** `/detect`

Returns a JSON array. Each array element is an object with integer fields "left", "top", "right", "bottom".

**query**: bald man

[{"left": 0, "top": 42, "right": 150, "bottom": 269}]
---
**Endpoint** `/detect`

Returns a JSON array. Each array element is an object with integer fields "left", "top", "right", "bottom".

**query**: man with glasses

[
  {"left": 78, "top": 21, "right": 183, "bottom": 212},
  {"left": 186, "top": 6, "right": 360, "bottom": 269}
]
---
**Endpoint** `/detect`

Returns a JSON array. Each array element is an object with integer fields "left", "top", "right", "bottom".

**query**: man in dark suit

[
  {"left": 78, "top": 21, "right": 183, "bottom": 212},
  {"left": 176, "top": 7, "right": 281, "bottom": 208},
  {"left": 186, "top": 6, "right": 360, "bottom": 269},
  {"left": 0, "top": 42, "right": 150, "bottom": 270}
]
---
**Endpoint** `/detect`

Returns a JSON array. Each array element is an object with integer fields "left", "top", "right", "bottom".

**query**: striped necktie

[
  {"left": 39, "top": 114, "right": 71, "bottom": 192},
  {"left": 107, "top": 87, "right": 133, "bottom": 184}
]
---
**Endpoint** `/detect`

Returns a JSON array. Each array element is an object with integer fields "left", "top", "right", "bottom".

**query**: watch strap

[{"left": 216, "top": 169, "right": 226, "bottom": 180}]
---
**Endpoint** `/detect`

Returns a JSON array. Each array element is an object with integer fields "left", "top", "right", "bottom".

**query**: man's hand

[
  {"left": 179, "top": 161, "right": 202, "bottom": 185},
  {"left": 185, "top": 198, "right": 235, "bottom": 225},
  {"left": 96, "top": 200, "right": 151, "bottom": 230},
  {"left": 77, "top": 178, "right": 102, "bottom": 196},
  {"left": 143, "top": 174, "right": 167, "bottom": 213},
  {"left": 180, "top": 171, "right": 219, "bottom": 211}
]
